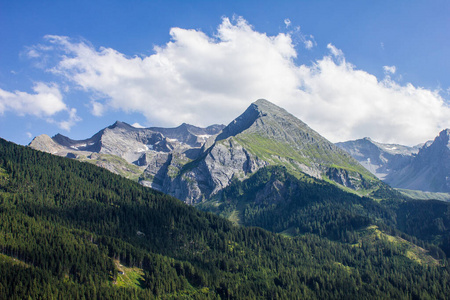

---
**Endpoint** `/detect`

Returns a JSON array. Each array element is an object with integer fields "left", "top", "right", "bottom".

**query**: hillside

[
  {"left": 2, "top": 138, "right": 450, "bottom": 298},
  {"left": 197, "top": 165, "right": 450, "bottom": 257}
]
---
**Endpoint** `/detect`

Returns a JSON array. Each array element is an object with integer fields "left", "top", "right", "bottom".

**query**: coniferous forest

[{"left": 1, "top": 138, "right": 450, "bottom": 299}]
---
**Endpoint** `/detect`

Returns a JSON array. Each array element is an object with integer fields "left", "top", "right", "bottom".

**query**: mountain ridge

[
  {"left": 385, "top": 128, "right": 450, "bottom": 192},
  {"left": 337, "top": 129, "right": 450, "bottom": 193},
  {"left": 30, "top": 99, "right": 381, "bottom": 203}
]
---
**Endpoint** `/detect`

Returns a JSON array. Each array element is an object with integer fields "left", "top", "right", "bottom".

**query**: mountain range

[
  {"left": 30, "top": 99, "right": 380, "bottom": 204},
  {"left": 337, "top": 129, "right": 450, "bottom": 193},
  {"left": 30, "top": 99, "right": 450, "bottom": 198}
]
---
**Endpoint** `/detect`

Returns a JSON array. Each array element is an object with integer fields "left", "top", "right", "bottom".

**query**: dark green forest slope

[
  {"left": 199, "top": 166, "right": 450, "bottom": 258},
  {"left": 1, "top": 138, "right": 450, "bottom": 299}
]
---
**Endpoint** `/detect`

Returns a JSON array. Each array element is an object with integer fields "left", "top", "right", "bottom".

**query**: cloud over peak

[{"left": 20, "top": 17, "right": 450, "bottom": 144}]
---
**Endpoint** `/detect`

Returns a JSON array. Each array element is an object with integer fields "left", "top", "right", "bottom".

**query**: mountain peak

[
  {"left": 215, "top": 101, "right": 263, "bottom": 141},
  {"left": 434, "top": 128, "right": 450, "bottom": 150},
  {"left": 216, "top": 99, "right": 306, "bottom": 141},
  {"left": 252, "top": 98, "right": 276, "bottom": 109},
  {"left": 439, "top": 128, "right": 450, "bottom": 139},
  {"left": 29, "top": 134, "right": 66, "bottom": 153},
  {"left": 109, "top": 120, "right": 135, "bottom": 130},
  {"left": 251, "top": 99, "right": 292, "bottom": 117}
]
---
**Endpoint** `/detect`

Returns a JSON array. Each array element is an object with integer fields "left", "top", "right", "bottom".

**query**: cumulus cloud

[
  {"left": 293, "top": 55, "right": 450, "bottom": 145},
  {"left": 33, "top": 16, "right": 450, "bottom": 145},
  {"left": 0, "top": 82, "right": 66, "bottom": 116},
  {"left": 0, "top": 82, "right": 80, "bottom": 130}
]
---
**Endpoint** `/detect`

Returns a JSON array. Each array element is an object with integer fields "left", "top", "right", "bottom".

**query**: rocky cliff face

[
  {"left": 29, "top": 121, "right": 225, "bottom": 187},
  {"left": 336, "top": 130, "right": 450, "bottom": 193},
  {"left": 336, "top": 138, "right": 421, "bottom": 180},
  {"left": 30, "top": 99, "right": 379, "bottom": 204},
  {"left": 384, "top": 129, "right": 450, "bottom": 193}
]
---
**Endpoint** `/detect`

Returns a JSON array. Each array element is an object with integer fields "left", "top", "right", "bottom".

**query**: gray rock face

[
  {"left": 29, "top": 121, "right": 225, "bottom": 195},
  {"left": 337, "top": 130, "right": 450, "bottom": 193},
  {"left": 336, "top": 138, "right": 421, "bottom": 180},
  {"left": 326, "top": 167, "right": 363, "bottom": 189},
  {"left": 29, "top": 134, "right": 66, "bottom": 154},
  {"left": 29, "top": 99, "right": 379, "bottom": 204},
  {"left": 385, "top": 129, "right": 450, "bottom": 192},
  {"left": 179, "top": 138, "right": 268, "bottom": 204}
]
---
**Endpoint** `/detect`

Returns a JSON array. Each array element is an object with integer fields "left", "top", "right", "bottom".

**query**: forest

[{"left": 1, "top": 138, "right": 450, "bottom": 299}]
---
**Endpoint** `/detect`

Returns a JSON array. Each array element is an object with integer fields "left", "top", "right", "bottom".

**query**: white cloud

[
  {"left": 383, "top": 65, "right": 396, "bottom": 74},
  {"left": 33, "top": 17, "right": 450, "bottom": 145},
  {"left": 327, "top": 43, "right": 344, "bottom": 59},
  {"left": 304, "top": 40, "right": 314, "bottom": 50},
  {"left": 53, "top": 108, "right": 81, "bottom": 131},
  {"left": 0, "top": 82, "right": 80, "bottom": 130},
  {"left": 0, "top": 82, "right": 66, "bottom": 116},
  {"left": 91, "top": 101, "right": 106, "bottom": 117},
  {"left": 293, "top": 54, "right": 450, "bottom": 145},
  {"left": 284, "top": 19, "right": 291, "bottom": 28}
]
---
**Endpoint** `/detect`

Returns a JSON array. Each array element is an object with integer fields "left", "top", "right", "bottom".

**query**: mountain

[
  {"left": 2, "top": 138, "right": 450, "bottom": 298},
  {"left": 30, "top": 121, "right": 225, "bottom": 183},
  {"left": 337, "top": 130, "right": 450, "bottom": 193},
  {"left": 171, "top": 99, "right": 380, "bottom": 203},
  {"left": 335, "top": 138, "right": 421, "bottom": 180},
  {"left": 385, "top": 129, "right": 450, "bottom": 192},
  {"left": 30, "top": 99, "right": 381, "bottom": 204}
]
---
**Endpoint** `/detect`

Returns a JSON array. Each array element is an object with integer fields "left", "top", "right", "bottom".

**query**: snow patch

[
  {"left": 138, "top": 145, "right": 150, "bottom": 152},
  {"left": 197, "top": 134, "right": 211, "bottom": 140}
]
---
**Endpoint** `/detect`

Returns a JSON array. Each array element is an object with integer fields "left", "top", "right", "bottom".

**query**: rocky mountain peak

[
  {"left": 108, "top": 120, "right": 137, "bottom": 131},
  {"left": 216, "top": 99, "right": 310, "bottom": 142},
  {"left": 29, "top": 134, "right": 65, "bottom": 154},
  {"left": 252, "top": 98, "right": 290, "bottom": 115},
  {"left": 215, "top": 101, "right": 262, "bottom": 141},
  {"left": 438, "top": 129, "right": 450, "bottom": 149},
  {"left": 383, "top": 129, "right": 450, "bottom": 192}
]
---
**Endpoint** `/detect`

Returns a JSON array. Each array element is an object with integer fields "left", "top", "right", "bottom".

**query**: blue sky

[{"left": 1, "top": 0, "right": 449, "bottom": 146}]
